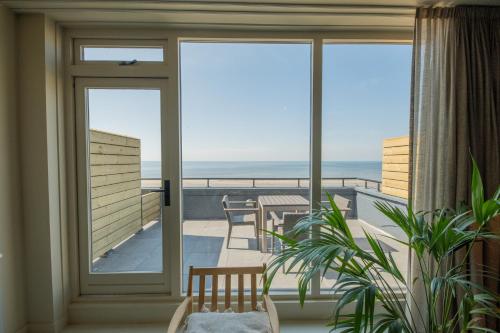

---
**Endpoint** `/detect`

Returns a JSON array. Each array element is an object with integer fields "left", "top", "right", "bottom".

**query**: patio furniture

[
  {"left": 321, "top": 194, "right": 352, "bottom": 218},
  {"left": 268, "top": 194, "right": 351, "bottom": 252},
  {"left": 222, "top": 195, "right": 259, "bottom": 249},
  {"left": 258, "top": 195, "right": 309, "bottom": 253},
  {"left": 167, "top": 265, "right": 279, "bottom": 333},
  {"left": 271, "top": 212, "right": 309, "bottom": 257}
]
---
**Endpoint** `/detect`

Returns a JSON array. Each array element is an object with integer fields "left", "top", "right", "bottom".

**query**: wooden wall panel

[
  {"left": 141, "top": 192, "right": 161, "bottom": 226},
  {"left": 381, "top": 135, "right": 409, "bottom": 199},
  {"left": 89, "top": 129, "right": 142, "bottom": 260}
]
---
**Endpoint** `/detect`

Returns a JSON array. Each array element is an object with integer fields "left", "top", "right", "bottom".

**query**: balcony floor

[{"left": 92, "top": 218, "right": 408, "bottom": 292}]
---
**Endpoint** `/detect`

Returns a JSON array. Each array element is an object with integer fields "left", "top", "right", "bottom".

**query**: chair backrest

[
  {"left": 221, "top": 195, "right": 232, "bottom": 222},
  {"left": 334, "top": 195, "right": 352, "bottom": 219},
  {"left": 187, "top": 265, "right": 267, "bottom": 313},
  {"left": 322, "top": 195, "right": 352, "bottom": 218},
  {"left": 282, "top": 212, "right": 309, "bottom": 241},
  {"left": 334, "top": 194, "right": 351, "bottom": 209}
]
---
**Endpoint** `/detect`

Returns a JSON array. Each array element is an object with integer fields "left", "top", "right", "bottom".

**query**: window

[
  {"left": 75, "top": 39, "right": 166, "bottom": 63},
  {"left": 83, "top": 47, "right": 164, "bottom": 62},
  {"left": 320, "top": 43, "right": 412, "bottom": 292},
  {"left": 70, "top": 35, "right": 413, "bottom": 298},
  {"left": 180, "top": 41, "right": 312, "bottom": 293}
]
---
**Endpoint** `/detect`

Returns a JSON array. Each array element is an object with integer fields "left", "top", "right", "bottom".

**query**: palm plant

[{"left": 264, "top": 159, "right": 499, "bottom": 332}]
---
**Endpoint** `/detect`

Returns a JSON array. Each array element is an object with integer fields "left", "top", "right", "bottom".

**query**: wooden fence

[
  {"left": 381, "top": 136, "right": 409, "bottom": 199},
  {"left": 142, "top": 192, "right": 161, "bottom": 226},
  {"left": 90, "top": 129, "right": 143, "bottom": 260}
]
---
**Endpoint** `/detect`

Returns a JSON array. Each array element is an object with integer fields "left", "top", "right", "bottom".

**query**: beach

[{"left": 141, "top": 160, "right": 382, "bottom": 188}]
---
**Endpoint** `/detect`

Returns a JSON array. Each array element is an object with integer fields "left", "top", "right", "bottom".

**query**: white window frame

[
  {"left": 75, "top": 77, "right": 174, "bottom": 294},
  {"left": 178, "top": 38, "right": 317, "bottom": 296},
  {"left": 63, "top": 28, "right": 412, "bottom": 321}
]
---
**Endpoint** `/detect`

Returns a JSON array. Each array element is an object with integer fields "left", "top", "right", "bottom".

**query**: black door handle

[
  {"left": 164, "top": 179, "right": 170, "bottom": 207},
  {"left": 149, "top": 180, "right": 170, "bottom": 206}
]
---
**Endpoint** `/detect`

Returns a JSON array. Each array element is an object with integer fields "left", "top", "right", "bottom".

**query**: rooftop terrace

[{"left": 92, "top": 183, "right": 408, "bottom": 292}]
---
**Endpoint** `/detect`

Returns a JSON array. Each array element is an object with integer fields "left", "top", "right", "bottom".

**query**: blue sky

[
  {"left": 88, "top": 42, "right": 412, "bottom": 162},
  {"left": 322, "top": 44, "right": 412, "bottom": 160}
]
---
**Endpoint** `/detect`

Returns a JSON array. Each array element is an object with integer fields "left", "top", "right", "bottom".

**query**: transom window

[{"left": 75, "top": 39, "right": 166, "bottom": 63}]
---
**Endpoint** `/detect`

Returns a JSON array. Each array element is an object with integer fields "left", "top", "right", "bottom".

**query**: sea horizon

[{"left": 142, "top": 160, "right": 382, "bottom": 181}]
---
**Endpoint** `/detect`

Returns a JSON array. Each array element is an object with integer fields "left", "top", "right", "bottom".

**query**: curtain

[{"left": 410, "top": 6, "right": 499, "bottom": 331}]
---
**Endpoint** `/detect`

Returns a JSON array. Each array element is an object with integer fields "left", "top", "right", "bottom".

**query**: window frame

[
  {"left": 63, "top": 28, "right": 412, "bottom": 312},
  {"left": 178, "top": 38, "right": 315, "bottom": 295},
  {"left": 75, "top": 77, "right": 173, "bottom": 294}
]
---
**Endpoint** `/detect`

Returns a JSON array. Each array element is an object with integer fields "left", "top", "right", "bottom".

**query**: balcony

[
  {"left": 89, "top": 130, "right": 409, "bottom": 291},
  {"left": 92, "top": 177, "right": 408, "bottom": 292}
]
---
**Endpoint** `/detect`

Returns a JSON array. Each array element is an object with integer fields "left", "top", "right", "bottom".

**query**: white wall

[
  {"left": 0, "top": 9, "right": 67, "bottom": 332},
  {"left": 0, "top": 5, "right": 27, "bottom": 333},
  {"left": 17, "top": 14, "right": 66, "bottom": 332}
]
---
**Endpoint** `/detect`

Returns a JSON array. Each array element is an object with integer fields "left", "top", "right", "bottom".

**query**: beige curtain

[{"left": 410, "top": 6, "right": 499, "bottom": 332}]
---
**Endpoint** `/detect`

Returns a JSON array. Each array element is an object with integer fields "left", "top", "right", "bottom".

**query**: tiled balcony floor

[{"left": 92, "top": 218, "right": 408, "bottom": 292}]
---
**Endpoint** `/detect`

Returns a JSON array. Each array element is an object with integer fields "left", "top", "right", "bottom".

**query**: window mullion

[{"left": 310, "top": 38, "right": 323, "bottom": 298}]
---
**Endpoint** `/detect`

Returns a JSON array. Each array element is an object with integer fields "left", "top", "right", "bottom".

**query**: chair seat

[
  {"left": 184, "top": 311, "right": 272, "bottom": 333},
  {"left": 231, "top": 213, "right": 257, "bottom": 224}
]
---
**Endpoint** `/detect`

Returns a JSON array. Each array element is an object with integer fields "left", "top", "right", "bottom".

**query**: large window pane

[
  {"left": 87, "top": 88, "right": 163, "bottom": 273},
  {"left": 180, "top": 42, "right": 311, "bottom": 294},
  {"left": 82, "top": 47, "right": 164, "bottom": 62},
  {"left": 321, "top": 44, "right": 412, "bottom": 292}
]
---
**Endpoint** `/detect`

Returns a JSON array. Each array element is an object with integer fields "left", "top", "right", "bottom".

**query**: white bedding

[{"left": 184, "top": 311, "right": 272, "bottom": 333}]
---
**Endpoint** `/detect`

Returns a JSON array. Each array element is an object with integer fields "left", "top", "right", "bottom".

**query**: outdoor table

[{"left": 257, "top": 195, "right": 309, "bottom": 253}]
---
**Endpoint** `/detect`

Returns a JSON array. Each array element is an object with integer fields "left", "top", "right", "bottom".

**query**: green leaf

[
  {"left": 471, "top": 156, "right": 485, "bottom": 224},
  {"left": 263, "top": 167, "right": 500, "bottom": 333}
]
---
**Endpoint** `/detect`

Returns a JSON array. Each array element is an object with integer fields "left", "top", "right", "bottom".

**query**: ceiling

[{"left": 1, "top": 1, "right": 498, "bottom": 31}]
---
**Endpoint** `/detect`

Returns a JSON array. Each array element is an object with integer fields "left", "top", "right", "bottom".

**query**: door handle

[{"left": 149, "top": 180, "right": 170, "bottom": 207}]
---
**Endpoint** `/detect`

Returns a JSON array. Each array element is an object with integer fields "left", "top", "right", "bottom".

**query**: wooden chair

[
  {"left": 167, "top": 265, "right": 279, "bottom": 333},
  {"left": 222, "top": 195, "right": 259, "bottom": 248}
]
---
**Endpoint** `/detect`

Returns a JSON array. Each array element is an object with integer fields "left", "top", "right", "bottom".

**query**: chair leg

[
  {"left": 227, "top": 225, "right": 232, "bottom": 249},
  {"left": 282, "top": 244, "right": 286, "bottom": 273},
  {"left": 270, "top": 218, "right": 276, "bottom": 254},
  {"left": 271, "top": 228, "right": 276, "bottom": 254}
]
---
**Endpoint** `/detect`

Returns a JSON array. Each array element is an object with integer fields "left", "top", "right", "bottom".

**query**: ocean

[{"left": 142, "top": 161, "right": 382, "bottom": 181}]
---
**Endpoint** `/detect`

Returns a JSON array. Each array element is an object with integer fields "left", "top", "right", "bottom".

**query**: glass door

[{"left": 75, "top": 78, "right": 172, "bottom": 294}]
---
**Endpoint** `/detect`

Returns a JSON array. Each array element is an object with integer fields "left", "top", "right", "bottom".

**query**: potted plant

[{"left": 264, "top": 159, "right": 499, "bottom": 332}]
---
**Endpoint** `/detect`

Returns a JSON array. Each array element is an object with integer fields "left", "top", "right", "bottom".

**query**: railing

[{"left": 141, "top": 177, "right": 381, "bottom": 191}]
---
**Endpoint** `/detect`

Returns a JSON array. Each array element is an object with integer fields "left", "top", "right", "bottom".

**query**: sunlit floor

[
  {"left": 92, "top": 218, "right": 408, "bottom": 292},
  {"left": 184, "top": 218, "right": 406, "bottom": 292}
]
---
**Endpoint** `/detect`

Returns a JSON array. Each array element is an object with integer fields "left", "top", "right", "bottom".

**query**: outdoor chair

[
  {"left": 167, "top": 265, "right": 279, "bottom": 333},
  {"left": 321, "top": 194, "right": 352, "bottom": 219},
  {"left": 271, "top": 212, "right": 310, "bottom": 271},
  {"left": 269, "top": 194, "right": 351, "bottom": 253},
  {"left": 221, "top": 195, "right": 258, "bottom": 249}
]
